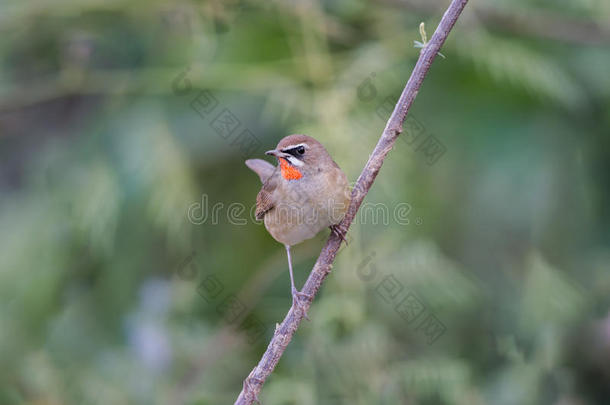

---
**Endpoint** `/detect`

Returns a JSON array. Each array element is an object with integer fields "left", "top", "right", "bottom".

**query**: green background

[{"left": 1, "top": 0, "right": 609, "bottom": 404}]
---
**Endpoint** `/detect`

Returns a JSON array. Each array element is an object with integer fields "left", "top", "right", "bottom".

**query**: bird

[{"left": 245, "top": 134, "right": 350, "bottom": 317}]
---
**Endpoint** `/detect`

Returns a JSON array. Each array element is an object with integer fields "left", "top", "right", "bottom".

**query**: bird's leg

[
  {"left": 330, "top": 224, "right": 348, "bottom": 244},
  {"left": 285, "top": 244, "right": 312, "bottom": 321}
]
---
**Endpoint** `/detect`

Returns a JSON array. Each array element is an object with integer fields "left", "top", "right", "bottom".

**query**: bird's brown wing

[{"left": 255, "top": 173, "right": 279, "bottom": 220}]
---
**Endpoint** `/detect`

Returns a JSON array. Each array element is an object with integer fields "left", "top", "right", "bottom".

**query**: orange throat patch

[{"left": 279, "top": 158, "right": 303, "bottom": 180}]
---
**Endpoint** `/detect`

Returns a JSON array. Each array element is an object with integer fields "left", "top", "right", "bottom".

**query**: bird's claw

[
  {"left": 330, "top": 224, "right": 348, "bottom": 244},
  {"left": 291, "top": 287, "right": 312, "bottom": 321}
]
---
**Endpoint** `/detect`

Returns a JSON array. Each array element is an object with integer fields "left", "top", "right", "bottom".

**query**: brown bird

[{"left": 246, "top": 134, "right": 350, "bottom": 316}]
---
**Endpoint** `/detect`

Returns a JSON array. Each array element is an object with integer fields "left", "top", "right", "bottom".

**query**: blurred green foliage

[{"left": 1, "top": 0, "right": 610, "bottom": 404}]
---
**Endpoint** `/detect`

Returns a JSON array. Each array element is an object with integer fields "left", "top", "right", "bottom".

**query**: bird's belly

[
  {"left": 264, "top": 171, "right": 350, "bottom": 246},
  {"left": 264, "top": 202, "right": 333, "bottom": 246}
]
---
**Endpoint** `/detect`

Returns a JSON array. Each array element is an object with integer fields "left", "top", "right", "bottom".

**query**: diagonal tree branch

[{"left": 235, "top": 0, "right": 469, "bottom": 403}]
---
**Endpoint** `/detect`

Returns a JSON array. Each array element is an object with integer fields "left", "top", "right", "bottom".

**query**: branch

[{"left": 234, "top": 0, "right": 469, "bottom": 403}]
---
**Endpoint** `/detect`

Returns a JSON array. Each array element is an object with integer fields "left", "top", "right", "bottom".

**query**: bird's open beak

[{"left": 265, "top": 149, "right": 289, "bottom": 158}]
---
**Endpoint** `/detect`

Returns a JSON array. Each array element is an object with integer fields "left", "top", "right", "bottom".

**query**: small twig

[
  {"left": 414, "top": 22, "right": 446, "bottom": 58},
  {"left": 234, "top": 0, "right": 469, "bottom": 403}
]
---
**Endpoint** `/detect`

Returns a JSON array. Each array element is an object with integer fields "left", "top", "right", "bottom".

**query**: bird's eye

[{"left": 295, "top": 146, "right": 305, "bottom": 156}]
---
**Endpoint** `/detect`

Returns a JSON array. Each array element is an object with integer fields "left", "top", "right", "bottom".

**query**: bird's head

[{"left": 265, "top": 134, "right": 336, "bottom": 180}]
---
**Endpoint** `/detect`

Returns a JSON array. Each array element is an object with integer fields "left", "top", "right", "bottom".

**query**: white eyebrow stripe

[{"left": 281, "top": 143, "right": 309, "bottom": 151}]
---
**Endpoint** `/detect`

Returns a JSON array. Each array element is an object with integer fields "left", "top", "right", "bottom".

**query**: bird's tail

[{"left": 245, "top": 159, "right": 276, "bottom": 183}]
